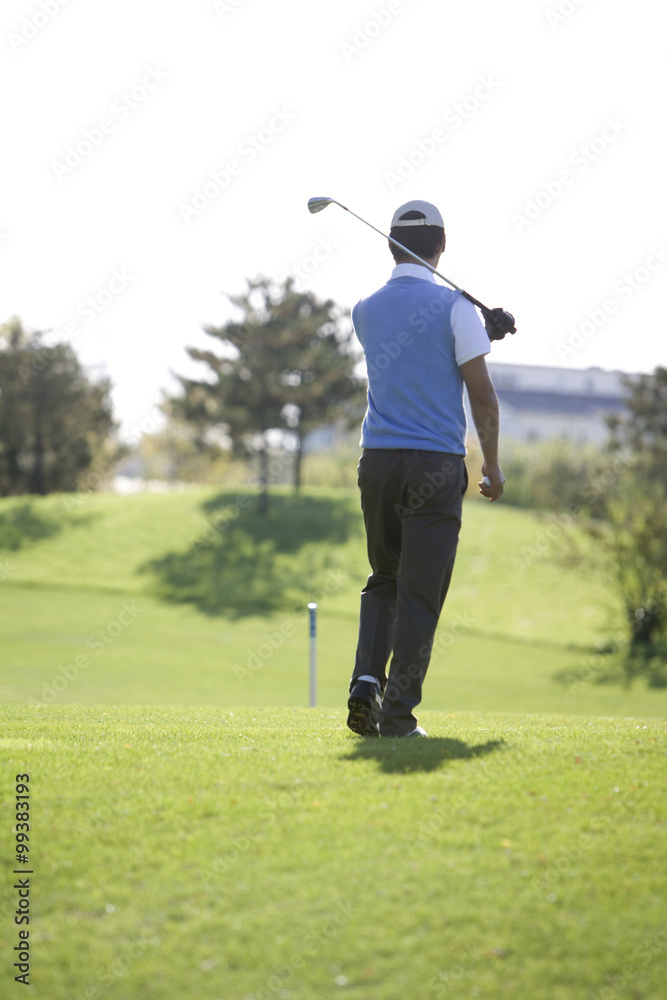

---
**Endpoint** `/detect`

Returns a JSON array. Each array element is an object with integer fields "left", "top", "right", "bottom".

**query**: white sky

[{"left": 1, "top": 0, "right": 665, "bottom": 440}]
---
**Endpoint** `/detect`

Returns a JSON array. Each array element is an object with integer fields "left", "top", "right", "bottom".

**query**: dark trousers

[{"left": 352, "top": 449, "right": 467, "bottom": 736}]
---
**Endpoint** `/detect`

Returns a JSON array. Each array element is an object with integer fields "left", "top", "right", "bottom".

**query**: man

[{"left": 347, "top": 199, "right": 506, "bottom": 738}]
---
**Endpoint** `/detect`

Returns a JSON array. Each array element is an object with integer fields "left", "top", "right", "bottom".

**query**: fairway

[
  {"left": 1, "top": 704, "right": 666, "bottom": 999},
  {"left": 1, "top": 488, "right": 666, "bottom": 998}
]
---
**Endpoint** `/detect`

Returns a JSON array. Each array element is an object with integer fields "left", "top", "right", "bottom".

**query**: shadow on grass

[
  {"left": 553, "top": 642, "right": 667, "bottom": 690},
  {"left": 341, "top": 737, "right": 505, "bottom": 774},
  {"left": 141, "top": 491, "right": 362, "bottom": 619},
  {"left": 0, "top": 502, "right": 63, "bottom": 550}
]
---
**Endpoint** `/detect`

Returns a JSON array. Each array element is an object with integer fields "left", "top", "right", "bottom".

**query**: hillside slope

[{"left": 0, "top": 488, "right": 663, "bottom": 717}]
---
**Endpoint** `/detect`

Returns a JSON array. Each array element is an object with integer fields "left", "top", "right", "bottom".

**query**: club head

[{"left": 307, "top": 196, "right": 335, "bottom": 214}]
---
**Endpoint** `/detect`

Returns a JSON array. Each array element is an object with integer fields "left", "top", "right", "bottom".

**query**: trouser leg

[
  {"left": 352, "top": 588, "right": 397, "bottom": 692},
  {"left": 351, "top": 450, "right": 402, "bottom": 691},
  {"left": 380, "top": 452, "right": 467, "bottom": 736}
]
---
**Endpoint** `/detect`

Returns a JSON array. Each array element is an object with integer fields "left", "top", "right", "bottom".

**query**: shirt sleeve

[{"left": 452, "top": 294, "right": 490, "bottom": 365}]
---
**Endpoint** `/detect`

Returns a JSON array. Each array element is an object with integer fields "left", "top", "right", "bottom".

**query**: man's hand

[
  {"left": 479, "top": 463, "right": 505, "bottom": 502},
  {"left": 483, "top": 307, "right": 516, "bottom": 341}
]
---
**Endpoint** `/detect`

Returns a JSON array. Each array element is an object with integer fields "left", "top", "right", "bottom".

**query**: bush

[{"left": 492, "top": 437, "right": 615, "bottom": 515}]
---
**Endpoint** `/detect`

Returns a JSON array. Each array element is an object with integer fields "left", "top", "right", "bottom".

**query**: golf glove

[{"left": 483, "top": 308, "right": 516, "bottom": 340}]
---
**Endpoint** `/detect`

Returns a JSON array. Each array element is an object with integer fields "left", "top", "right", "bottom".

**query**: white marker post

[{"left": 308, "top": 602, "right": 318, "bottom": 707}]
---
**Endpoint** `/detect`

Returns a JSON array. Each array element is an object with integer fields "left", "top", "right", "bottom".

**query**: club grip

[{"left": 462, "top": 290, "right": 489, "bottom": 313}]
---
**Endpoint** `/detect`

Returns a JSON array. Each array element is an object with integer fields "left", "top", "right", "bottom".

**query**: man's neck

[{"left": 395, "top": 256, "right": 439, "bottom": 269}]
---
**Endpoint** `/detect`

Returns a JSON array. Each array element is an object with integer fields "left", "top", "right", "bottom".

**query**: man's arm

[{"left": 459, "top": 354, "right": 505, "bottom": 502}]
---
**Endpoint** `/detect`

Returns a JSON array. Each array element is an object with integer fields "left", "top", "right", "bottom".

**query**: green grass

[
  {"left": 0, "top": 486, "right": 664, "bottom": 717},
  {"left": 1, "top": 489, "right": 665, "bottom": 997},
  {"left": 1, "top": 704, "right": 665, "bottom": 999}
]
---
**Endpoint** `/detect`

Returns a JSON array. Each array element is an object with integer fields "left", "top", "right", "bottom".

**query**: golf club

[{"left": 307, "top": 196, "right": 515, "bottom": 339}]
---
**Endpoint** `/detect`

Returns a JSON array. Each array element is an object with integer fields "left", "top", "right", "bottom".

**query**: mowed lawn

[
  {"left": 1, "top": 489, "right": 666, "bottom": 998},
  {"left": 0, "top": 486, "right": 665, "bottom": 718},
  {"left": 0, "top": 705, "right": 665, "bottom": 999}
]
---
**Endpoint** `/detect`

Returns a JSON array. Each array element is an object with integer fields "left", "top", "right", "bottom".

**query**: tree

[
  {"left": 124, "top": 419, "right": 233, "bottom": 485},
  {"left": 167, "top": 277, "right": 364, "bottom": 511},
  {"left": 604, "top": 366, "right": 667, "bottom": 650},
  {"left": 276, "top": 296, "right": 365, "bottom": 492},
  {"left": 0, "top": 317, "right": 117, "bottom": 496}
]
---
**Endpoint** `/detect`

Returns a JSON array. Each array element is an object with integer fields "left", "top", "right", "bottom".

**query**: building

[{"left": 478, "top": 363, "right": 630, "bottom": 445}]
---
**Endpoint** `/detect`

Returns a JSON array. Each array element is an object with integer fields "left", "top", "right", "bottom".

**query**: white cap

[{"left": 391, "top": 200, "right": 444, "bottom": 228}]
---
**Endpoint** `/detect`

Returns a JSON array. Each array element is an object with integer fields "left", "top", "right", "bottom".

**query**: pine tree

[{"left": 167, "top": 278, "right": 364, "bottom": 511}]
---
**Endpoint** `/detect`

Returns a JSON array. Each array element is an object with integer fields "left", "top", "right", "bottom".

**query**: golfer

[{"left": 347, "top": 199, "right": 505, "bottom": 738}]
